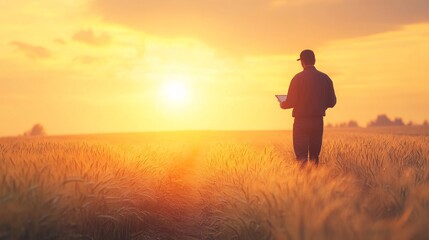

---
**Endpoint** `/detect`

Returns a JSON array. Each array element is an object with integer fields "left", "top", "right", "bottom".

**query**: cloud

[
  {"left": 10, "top": 41, "right": 52, "bottom": 59},
  {"left": 92, "top": 0, "right": 429, "bottom": 54},
  {"left": 271, "top": 0, "right": 341, "bottom": 6},
  {"left": 74, "top": 55, "right": 104, "bottom": 64},
  {"left": 53, "top": 38, "right": 66, "bottom": 45},
  {"left": 72, "top": 29, "right": 111, "bottom": 46}
]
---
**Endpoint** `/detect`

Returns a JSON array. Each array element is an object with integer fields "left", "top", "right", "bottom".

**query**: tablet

[{"left": 275, "top": 95, "right": 287, "bottom": 103}]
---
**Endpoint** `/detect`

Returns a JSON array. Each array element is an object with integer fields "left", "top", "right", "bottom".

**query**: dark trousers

[{"left": 293, "top": 117, "right": 324, "bottom": 164}]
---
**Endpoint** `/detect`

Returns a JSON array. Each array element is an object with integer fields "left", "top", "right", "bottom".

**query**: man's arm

[
  {"left": 280, "top": 77, "right": 298, "bottom": 109},
  {"left": 326, "top": 77, "right": 336, "bottom": 108}
]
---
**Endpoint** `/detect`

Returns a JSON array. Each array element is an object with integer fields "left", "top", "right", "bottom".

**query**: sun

[{"left": 160, "top": 75, "right": 192, "bottom": 108}]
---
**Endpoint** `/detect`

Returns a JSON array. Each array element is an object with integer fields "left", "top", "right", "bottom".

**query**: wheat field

[{"left": 1, "top": 128, "right": 429, "bottom": 240}]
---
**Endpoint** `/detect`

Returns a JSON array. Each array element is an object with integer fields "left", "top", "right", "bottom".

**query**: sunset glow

[{"left": 1, "top": 0, "right": 429, "bottom": 135}]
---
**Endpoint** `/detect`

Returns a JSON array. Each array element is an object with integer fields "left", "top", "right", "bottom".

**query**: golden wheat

[{"left": 0, "top": 128, "right": 429, "bottom": 239}]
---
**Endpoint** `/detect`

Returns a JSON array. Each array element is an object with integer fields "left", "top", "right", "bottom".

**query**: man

[{"left": 280, "top": 49, "right": 336, "bottom": 165}]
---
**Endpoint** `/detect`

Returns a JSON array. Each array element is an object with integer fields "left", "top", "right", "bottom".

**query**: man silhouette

[{"left": 280, "top": 49, "right": 336, "bottom": 165}]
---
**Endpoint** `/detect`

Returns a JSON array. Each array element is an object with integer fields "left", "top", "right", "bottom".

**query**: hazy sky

[{"left": 1, "top": 0, "right": 429, "bottom": 135}]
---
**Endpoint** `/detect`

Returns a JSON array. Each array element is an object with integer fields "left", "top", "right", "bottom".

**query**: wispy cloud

[
  {"left": 53, "top": 38, "right": 66, "bottom": 45},
  {"left": 93, "top": 0, "right": 429, "bottom": 54},
  {"left": 10, "top": 41, "right": 52, "bottom": 59},
  {"left": 72, "top": 29, "right": 111, "bottom": 46},
  {"left": 271, "top": 0, "right": 341, "bottom": 7},
  {"left": 74, "top": 55, "right": 104, "bottom": 64}
]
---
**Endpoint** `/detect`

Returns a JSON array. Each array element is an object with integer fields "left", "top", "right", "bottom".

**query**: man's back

[
  {"left": 280, "top": 49, "right": 336, "bottom": 164},
  {"left": 283, "top": 66, "right": 336, "bottom": 117}
]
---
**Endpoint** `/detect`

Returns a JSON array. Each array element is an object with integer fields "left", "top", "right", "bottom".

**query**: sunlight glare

[{"left": 161, "top": 75, "right": 192, "bottom": 108}]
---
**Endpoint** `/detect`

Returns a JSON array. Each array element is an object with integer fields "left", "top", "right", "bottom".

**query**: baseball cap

[{"left": 297, "top": 49, "right": 315, "bottom": 62}]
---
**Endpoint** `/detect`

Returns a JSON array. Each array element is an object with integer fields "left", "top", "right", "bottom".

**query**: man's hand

[{"left": 280, "top": 100, "right": 293, "bottom": 109}]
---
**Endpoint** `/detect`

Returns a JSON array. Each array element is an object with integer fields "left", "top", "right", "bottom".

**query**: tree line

[{"left": 327, "top": 114, "right": 429, "bottom": 128}]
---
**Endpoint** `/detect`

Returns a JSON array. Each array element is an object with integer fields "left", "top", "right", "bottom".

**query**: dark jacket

[{"left": 281, "top": 66, "right": 336, "bottom": 117}]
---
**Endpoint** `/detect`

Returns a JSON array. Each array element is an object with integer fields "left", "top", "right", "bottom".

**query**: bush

[{"left": 24, "top": 124, "right": 46, "bottom": 136}]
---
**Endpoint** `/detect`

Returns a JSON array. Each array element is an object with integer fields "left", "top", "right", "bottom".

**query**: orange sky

[{"left": 1, "top": 0, "right": 429, "bottom": 135}]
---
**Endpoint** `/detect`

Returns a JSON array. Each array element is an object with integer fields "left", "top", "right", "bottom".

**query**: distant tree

[
  {"left": 393, "top": 118, "right": 404, "bottom": 126},
  {"left": 347, "top": 120, "right": 359, "bottom": 128},
  {"left": 407, "top": 121, "right": 413, "bottom": 126},
  {"left": 24, "top": 124, "right": 46, "bottom": 136},
  {"left": 326, "top": 123, "right": 333, "bottom": 128},
  {"left": 370, "top": 114, "right": 391, "bottom": 126},
  {"left": 368, "top": 114, "right": 404, "bottom": 127},
  {"left": 333, "top": 120, "right": 359, "bottom": 128},
  {"left": 423, "top": 120, "right": 429, "bottom": 126}
]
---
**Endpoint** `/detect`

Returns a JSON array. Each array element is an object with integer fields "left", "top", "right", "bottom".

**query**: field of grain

[{"left": 1, "top": 128, "right": 429, "bottom": 240}]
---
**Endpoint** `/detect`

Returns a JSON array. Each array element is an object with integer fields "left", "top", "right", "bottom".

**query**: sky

[{"left": 1, "top": 0, "right": 429, "bottom": 135}]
